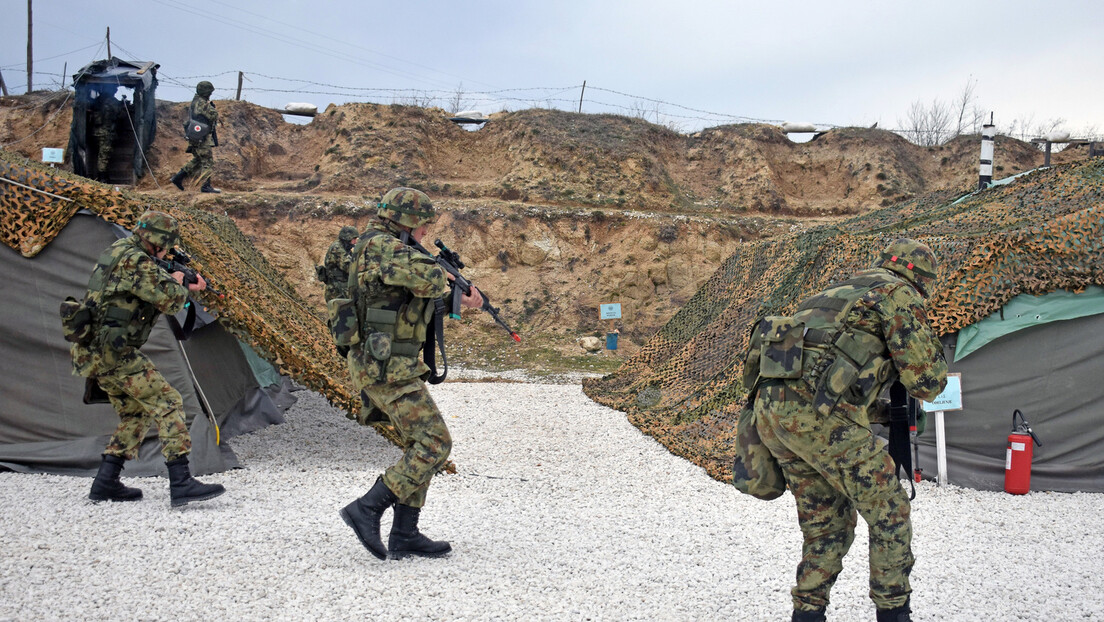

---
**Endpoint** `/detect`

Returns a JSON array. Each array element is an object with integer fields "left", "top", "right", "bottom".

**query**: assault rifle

[
  {"left": 157, "top": 248, "right": 223, "bottom": 299},
  {"left": 409, "top": 237, "right": 520, "bottom": 342},
  {"left": 888, "top": 381, "right": 920, "bottom": 499}
]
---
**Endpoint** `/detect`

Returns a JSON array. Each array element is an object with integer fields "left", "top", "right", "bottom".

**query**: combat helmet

[
  {"left": 196, "top": 81, "right": 215, "bottom": 98},
  {"left": 377, "top": 187, "right": 436, "bottom": 229},
  {"left": 133, "top": 210, "right": 180, "bottom": 250},
  {"left": 338, "top": 225, "right": 359, "bottom": 243},
  {"left": 876, "top": 238, "right": 937, "bottom": 297}
]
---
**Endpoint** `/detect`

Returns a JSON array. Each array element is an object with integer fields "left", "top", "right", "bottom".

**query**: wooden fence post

[{"left": 236, "top": 71, "right": 243, "bottom": 100}]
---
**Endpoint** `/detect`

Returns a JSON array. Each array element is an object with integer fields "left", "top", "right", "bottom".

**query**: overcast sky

[{"left": 1, "top": 0, "right": 1101, "bottom": 136}]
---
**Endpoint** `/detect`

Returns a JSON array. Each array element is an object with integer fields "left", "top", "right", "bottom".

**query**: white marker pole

[
  {"left": 935, "top": 410, "right": 948, "bottom": 486},
  {"left": 978, "top": 117, "right": 995, "bottom": 191}
]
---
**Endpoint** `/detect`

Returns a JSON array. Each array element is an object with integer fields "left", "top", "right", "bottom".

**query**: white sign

[
  {"left": 922, "top": 373, "right": 963, "bottom": 413},
  {"left": 599, "top": 303, "right": 622, "bottom": 320},
  {"left": 42, "top": 148, "right": 64, "bottom": 163}
]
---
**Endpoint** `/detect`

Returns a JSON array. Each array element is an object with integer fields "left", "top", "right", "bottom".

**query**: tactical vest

[
  {"left": 347, "top": 229, "right": 433, "bottom": 364},
  {"left": 86, "top": 239, "right": 163, "bottom": 352},
  {"left": 748, "top": 270, "right": 905, "bottom": 417}
]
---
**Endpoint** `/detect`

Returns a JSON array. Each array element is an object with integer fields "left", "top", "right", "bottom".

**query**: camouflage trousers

[
  {"left": 95, "top": 351, "right": 192, "bottom": 462},
  {"left": 180, "top": 142, "right": 214, "bottom": 184},
  {"left": 361, "top": 378, "right": 451, "bottom": 508},
  {"left": 93, "top": 127, "right": 114, "bottom": 175},
  {"left": 754, "top": 382, "right": 913, "bottom": 612}
]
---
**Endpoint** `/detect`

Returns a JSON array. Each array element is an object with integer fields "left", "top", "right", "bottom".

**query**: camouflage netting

[
  {"left": 583, "top": 159, "right": 1104, "bottom": 482},
  {"left": 0, "top": 149, "right": 402, "bottom": 447}
]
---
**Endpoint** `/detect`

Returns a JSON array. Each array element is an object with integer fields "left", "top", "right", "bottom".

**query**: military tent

[
  {"left": 584, "top": 159, "right": 1104, "bottom": 493},
  {"left": 0, "top": 209, "right": 292, "bottom": 477}
]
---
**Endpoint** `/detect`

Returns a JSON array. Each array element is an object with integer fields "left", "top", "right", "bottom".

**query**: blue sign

[
  {"left": 922, "top": 373, "right": 963, "bottom": 412},
  {"left": 599, "top": 303, "right": 622, "bottom": 320}
]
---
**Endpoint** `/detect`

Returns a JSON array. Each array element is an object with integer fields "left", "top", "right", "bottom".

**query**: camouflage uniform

[
  {"left": 90, "top": 87, "right": 125, "bottom": 180},
  {"left": 321, "top": 226, "right": 359, "bottom": 302},
  {"left": 747, "top": 239, "right": 947, "bottom": 618},
  {"left": 172, "top": 81, "right": 219, "bottom": 190},
  {"left": 348, "top": 217, "right": 449, "bottom": 507},
  {"left": 71, "top": 235, "right": 192, "bottom": 461}
]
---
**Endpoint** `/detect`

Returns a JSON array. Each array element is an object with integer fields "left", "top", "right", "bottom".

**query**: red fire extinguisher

[{"left": 1004, "top": 409, "right": 1043, "bottom": 495}]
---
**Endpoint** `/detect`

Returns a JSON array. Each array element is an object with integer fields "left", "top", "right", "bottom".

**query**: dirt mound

[{"left": 1, "top": 91, "right": 1091, "bottom": 371}]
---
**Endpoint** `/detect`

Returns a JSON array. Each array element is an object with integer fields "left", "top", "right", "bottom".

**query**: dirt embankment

[{"left": 1, "top": 91, "right": 1089, "bottom": 365}]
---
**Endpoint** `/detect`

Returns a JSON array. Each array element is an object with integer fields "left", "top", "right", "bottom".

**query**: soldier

[
  {"left": 72, "top": 210, "right": 226, "bottom": 507},
  {"left": 89, "top": 83, "right": 125, "bottom": 182},
  {"left": 320, "top": 225, "right": 359, "bottom": 302},
  {"left": 744, "top": 238, "right": 948, "bottom": 622},
  {"left": 339, "top": 187, "right": 483, "bottom": 560},
  {"left": 170, "top": 81, "right": 221, "bottom": 193}
]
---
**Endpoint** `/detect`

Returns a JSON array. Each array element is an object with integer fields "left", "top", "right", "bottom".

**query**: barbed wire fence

[{"left": 3, "top": 46, "right": 1100, "bottom": 145}]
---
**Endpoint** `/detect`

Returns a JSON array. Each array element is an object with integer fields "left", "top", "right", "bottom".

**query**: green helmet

[
  {"left": 133, "top": 210, "right": 180, "bottom": 250},
  {"left": 876, "top": 238, "right": 937, "bottom": 297},
  {"left": 196, "top": 81, "right": 215, "bottom": 98},
  {"left": 338, "top": 225, "right": 359, "bottom": 243},
  {"left": 377, "top": 187, "right": 436, "bottom": 229}
]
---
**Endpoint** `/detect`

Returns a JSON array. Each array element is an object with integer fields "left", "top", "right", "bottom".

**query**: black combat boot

[
  {"left": 876, "top": 599, "right": 912, "bottom": 622},
  {"left": 170, "top": 170, "right": 186, "bottom": 191},
  {"left": 166, "top": 456, "right": 226, "bottom": 507},
  {"left": 200, "top": 180, "right": 221, "bottom": 193},
  {"left": 791, "top": 609, "right": 827, "bottom": 622},
  {"left": 340, "top": 477, "right": 398, "bottom": 560},
  {"left": 88, "top": 454, "right": 143, "bottom": 502},
  {"left": 388, "top": 503, "right": 452, "bottom": 559}
]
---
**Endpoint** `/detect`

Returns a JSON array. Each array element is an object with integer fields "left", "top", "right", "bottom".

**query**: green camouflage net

[
  {"left": 0, "top": 149, "right": 402, "bottom": 447},
  {"left": 584, "top": 159, "right": 1104, "bottom": 482}
]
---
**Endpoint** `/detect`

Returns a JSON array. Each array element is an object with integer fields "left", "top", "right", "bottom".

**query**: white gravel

[{"left": 1, "top": 381, "right": 1101, "bottom": 622}]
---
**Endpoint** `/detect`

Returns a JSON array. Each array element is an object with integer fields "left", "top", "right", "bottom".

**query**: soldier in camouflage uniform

[
  {"left": 72, "top": 210, "right": 226, "bottom": 507},
  {"left": 170, "top": 81, "right": 221, "bottom": 193},
  {"left": 89, "top": 84, "right": 125, "bottom": 182},
  {"left": 745, "top": 239, "right": 948, "bottom": 622},
  {"left": 339, "top": 188, "right": 483, "bottom": 561},
  {"left": 320, "top": 225, "right": 359, "bottom": 302}
]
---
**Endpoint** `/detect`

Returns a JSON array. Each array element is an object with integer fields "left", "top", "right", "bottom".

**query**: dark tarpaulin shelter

[
  {"left": 67, "top": 57, "right": 159, "bottom": 184},
  {"left": 0, "top": 210, "right": 292, "bottom": 477}
]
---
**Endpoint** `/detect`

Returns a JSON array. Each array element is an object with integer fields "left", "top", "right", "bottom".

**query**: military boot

[
  {"left": 166, "top": 456, "right": 226, "bottom": 507},
  {"left": 88, "top": 454, "right": 143, "bottom": 502},
  {"left": 340, "top": 477, "right": 398, "bottom": 560},
  {"left": 791, "top": 609, "right": 826, "bottom": 622},
  {"left": 388, "top": 503, "right": 452, "bottom": 559},
  {"left": 200, "top": 180, "right": 221, "bottom": 193},
  {"left": 876, "top": 599, "right": 912, "bottom": 622},
  {"left": 170, "top": 170, "right": 186, "bottom": 191}
]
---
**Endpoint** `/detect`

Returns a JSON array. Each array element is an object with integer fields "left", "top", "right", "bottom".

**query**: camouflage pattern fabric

[
  {"left": 94, "top": 351, "right": 192, "bottom": 461},
  {"left": 90, "top": 95, "right": 125, "bottom": 176},
  {"left": 181, "top": 94, "right": 218, "bottom": 183},
  {"left": 361, "top": 378, "right": 451, "bottom": 508},
  {"left": 346, "top": 219, "right": 450, "bottom": 506},
  {"left": 70, "top": 235, "right": 195, "bottom": 461},
  {"left": 751, "top": 266, "right": 947, "bottom": 613},
  {"left": 321, "top": 234, "right": 355, "bottom": 302}
]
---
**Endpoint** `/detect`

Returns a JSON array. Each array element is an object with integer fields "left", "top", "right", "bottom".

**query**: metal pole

[
  {"left": 236, "top": 71, "right": 243, "bottom": 100},
  {"left": 106, "top": 27, "right": 112, "bottom": 59},
  {"left": 0, "top": 67, "right": 8, "bottom": 96},
  {"left": 60, "top": 62, "right": 66, "bottom": 90},
  {"left": 174, "top": 330, "right": 221, "bottom": 446},
  {"left": 935, "top": 410, "right": 948, "bottom": 486},
  {"left": 578, "top": 80, "right": 586, "bottom": 113},
  {"left": 27, "top": 0, "right": 33, "bottom": 93}
]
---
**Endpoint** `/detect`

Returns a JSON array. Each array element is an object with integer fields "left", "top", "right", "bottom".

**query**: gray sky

[{"left": 1, "top": 0, "right": 1101, "bottom": 136}]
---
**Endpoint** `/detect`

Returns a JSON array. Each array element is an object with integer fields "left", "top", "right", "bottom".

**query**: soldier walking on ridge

[{"left": 171, "top": 81, "right": 221, "bottom": 193}]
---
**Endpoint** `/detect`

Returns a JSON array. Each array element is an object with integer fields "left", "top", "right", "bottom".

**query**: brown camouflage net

[
  {"left": 584, "top": 159, "right": 1104, "bottom": 482},
  {"left": 0, "top": 149, "right": 402, "bottom": 447}
]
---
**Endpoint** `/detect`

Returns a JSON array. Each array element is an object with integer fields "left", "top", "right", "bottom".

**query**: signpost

[
  {"left": 599, "top": 303, "right": 621, "bottom": 350},
  {"left": 921, "top": 373, "right": 963, "bottom": 486},
  {"left": 41, "top": 148, "right": 64, "bottom": 167}
]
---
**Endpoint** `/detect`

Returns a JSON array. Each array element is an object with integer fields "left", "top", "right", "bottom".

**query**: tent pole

[{"left": 174, "top": 330, "right": 221, "bottom": 445}]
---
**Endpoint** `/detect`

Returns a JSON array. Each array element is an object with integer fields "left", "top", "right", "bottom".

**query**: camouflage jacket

[
  {"left": 321, "top": 240, "right": 354, "bottom": 302},
  {"left": 187, "top": 95, "right": 218, "bottom": 147},
  {"left": 70, "top": 236, "right": 188, "bottom": 376},
  {"left": 347, "top": 220, "right": 447, "bottom": 385},
  {"left": 761, "top": 267, "right": 948, "bottom": 424}
]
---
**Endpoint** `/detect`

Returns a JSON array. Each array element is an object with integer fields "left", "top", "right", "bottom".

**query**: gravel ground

[{"left": 1, "top": 381, "right": 1101, "bottom": 622}]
